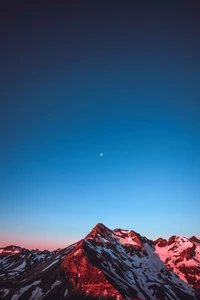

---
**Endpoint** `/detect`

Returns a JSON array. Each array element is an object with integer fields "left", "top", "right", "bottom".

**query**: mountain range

[{"left": 0, "top": 223, "right": 200, "bottom": 300}]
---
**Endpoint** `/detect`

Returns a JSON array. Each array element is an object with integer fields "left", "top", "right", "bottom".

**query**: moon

[{"left": 100, "top": 153, "right": 103, "bottom": 157}]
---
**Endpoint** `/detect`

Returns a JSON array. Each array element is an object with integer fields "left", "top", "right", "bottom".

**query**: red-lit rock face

[
  {"left": 61, "top": 240, "right": 123, "bottom": 299},
  {"left": 0, "top": 224, "right": 200, "bottom": 300},
  {"left": 154, "top": 238, "right": 167, "bottom": 247},
  {"left": 154, "top": 235, "right": 200, "bottom": 291}
]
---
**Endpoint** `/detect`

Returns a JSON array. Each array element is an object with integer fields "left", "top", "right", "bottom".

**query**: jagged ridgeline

[{"left": 0, "top": 223, "right": 200, "bottom": 300}]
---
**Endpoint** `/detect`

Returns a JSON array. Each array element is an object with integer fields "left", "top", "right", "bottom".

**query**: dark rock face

[
  {"left": 190, "top": 236, "right": 200, "bottom": 244},
  {"left": 0, "top": 224, "right": 200, "bottom": 300},
  {"left": 154, "top": 238, "right": 167, "bottom": 247}
]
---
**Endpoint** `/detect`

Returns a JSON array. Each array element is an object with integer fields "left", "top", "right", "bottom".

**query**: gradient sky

[{"left": 1, "top": 1, "right": 200, "bottom": 250}]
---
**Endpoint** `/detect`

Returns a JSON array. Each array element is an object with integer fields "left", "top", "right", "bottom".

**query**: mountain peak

[
  {"left": 1, "top": 245, "right": 23, "bottom": 254},
  {"left": 84, "top": 223, "right": 112, "bottom": 240},
  {"left": 93, "top": 222, "right": 109, "bottom": 230},
  {"left": 1, "top": 225, "right": 200, "bottom": 300}
]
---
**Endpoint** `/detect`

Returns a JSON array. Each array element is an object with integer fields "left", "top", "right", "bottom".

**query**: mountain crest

[
  {"left": 84, "top": 223, "right": 112, "bottom": 240},
  {"left": 190, "top": 236, "right": 200, "bottom": 244},
  {"left": 1, "top": 224, "right": 200, "bottom": 300}
]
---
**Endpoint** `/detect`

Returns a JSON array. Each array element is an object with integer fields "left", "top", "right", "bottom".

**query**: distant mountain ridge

[{"left": 0, "top": 223, "right": 200, "bottom": 299}]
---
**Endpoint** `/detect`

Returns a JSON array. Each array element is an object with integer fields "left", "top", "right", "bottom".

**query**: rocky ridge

[{"left": 0, "top": 223, "right": 200, "bottom": 300}]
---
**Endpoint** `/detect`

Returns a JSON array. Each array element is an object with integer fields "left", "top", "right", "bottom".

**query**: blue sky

[{"left": 0, "top": 1, "right": 200, "bottom": 250}]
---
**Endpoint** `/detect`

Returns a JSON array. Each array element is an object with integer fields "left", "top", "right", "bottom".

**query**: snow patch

[
  {"left": 1, "top": 288, "right": 9, "bottom": 298},
  {"left": 34, "top": 254, "right": 46, "bottom": 261},
  {"left": 73, "top": 249, "right": 81, "bottom": 256},
  {"left": 13, "top": 260, "right": 26, "bottom": 271},
  {"left": 10, "top": 280, "right": 41, "bottom": 300},
  {"left": 64, "top": 288, "right": 68, "bottom": 297},
  {"left": 41, "top": 259, "right": 59, "bottom": 272},
  {"left": 29, "top": 287, "right": 43, "bottom": 300},
  {"left": 51, "top": 280, "right": 61, "bottom": 290}
]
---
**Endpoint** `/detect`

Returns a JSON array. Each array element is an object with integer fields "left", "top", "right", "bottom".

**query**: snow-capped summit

[
  {"left": 155, "top": 235, "right": 200, "bottom": 289},
  {"left": 0, "top": 223, "right": 200, "bottom": 299}
]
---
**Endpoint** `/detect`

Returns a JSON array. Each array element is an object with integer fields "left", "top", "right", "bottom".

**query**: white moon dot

[{"left": 100, "top": 153, "right": 103, "bottom": 156}]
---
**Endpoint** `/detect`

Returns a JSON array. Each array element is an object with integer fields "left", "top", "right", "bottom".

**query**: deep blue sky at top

[{"left": 0, "top": 1, "right": 200, "bottom": 249}]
